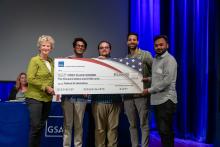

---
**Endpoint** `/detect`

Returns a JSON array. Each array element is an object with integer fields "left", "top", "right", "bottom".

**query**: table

[
  {"left": 0, "top": 101, "right": 65, "bottom": 147},
  {"left": 0, "top": 101, "right": 132, "bottom": 147}
]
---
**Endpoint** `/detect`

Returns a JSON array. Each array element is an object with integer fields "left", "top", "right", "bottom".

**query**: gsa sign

[{"left": 45, "top": 115, "right": 64, "bottom": 137}]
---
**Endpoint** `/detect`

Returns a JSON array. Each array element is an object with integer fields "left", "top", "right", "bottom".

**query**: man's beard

[
  {"left": 99, "top": 53, "right": 110, "bottom": 58},
  {"left": 128, "top": 44, "right": 137, "bottom": 50},
  {"left": 156, "top": 48, "right": 167, "bottom": 56}
]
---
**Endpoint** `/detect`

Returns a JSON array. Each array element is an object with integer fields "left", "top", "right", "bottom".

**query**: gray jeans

[
  {"left": 26, "top": 98, "right": 51, "bottom": 147},
  {"left": 124, "top": 97, "right": 149, "bottom": 147}
]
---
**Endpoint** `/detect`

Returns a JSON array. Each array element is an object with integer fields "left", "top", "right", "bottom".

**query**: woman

[
  {"left": 8, "top": 72, "right": 28, "bottom": 101},
  {"left": 25, "top": 35, "right": 55, "bottom": 147}
]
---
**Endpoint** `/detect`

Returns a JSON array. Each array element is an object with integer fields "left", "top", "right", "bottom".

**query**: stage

[{"left": 0, "top": 101, "right": 213, "bottom": 147}]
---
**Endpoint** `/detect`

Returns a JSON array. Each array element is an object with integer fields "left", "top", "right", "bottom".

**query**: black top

[{"left": 8, "top": 87, "right": 18, "bottom": 100}]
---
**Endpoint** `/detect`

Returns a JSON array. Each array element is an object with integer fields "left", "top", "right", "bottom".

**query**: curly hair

[{"left": 37, "top": 35, "right": 55, "bottom": 49}]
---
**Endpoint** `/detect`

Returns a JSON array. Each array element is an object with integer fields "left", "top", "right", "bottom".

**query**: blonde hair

[{"left": 37, "top": 35, "right": 55, "bottom": 49}]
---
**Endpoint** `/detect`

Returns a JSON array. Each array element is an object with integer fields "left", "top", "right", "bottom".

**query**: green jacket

[{"left": 25, "top": 55, "right": 54, "bottom": 102}]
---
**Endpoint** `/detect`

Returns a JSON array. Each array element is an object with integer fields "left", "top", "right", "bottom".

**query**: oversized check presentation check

[{"left": 54, "top": 58, "right": 143, "bottom": 94}]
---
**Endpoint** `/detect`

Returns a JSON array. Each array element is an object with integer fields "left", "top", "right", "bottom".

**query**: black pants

[
  {"left": 154, "top": 100, "right": 176, "bottom": 147},
  {"left": 26, "top": 98, "right": 51, "bottom": 147}
]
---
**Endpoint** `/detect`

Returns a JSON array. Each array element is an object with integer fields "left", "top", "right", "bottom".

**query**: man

[
  {"left": 61, "top": 37, "right": 88, "bottom": 147},
  {"left": 143, "top": 35, "right": 177, "bottom": 147},
  {"left": 124, "top": 33, "right": 153, "bottom": 147},
  {"left": 92, "top": 41, "right": 122, "bottom": 147}
]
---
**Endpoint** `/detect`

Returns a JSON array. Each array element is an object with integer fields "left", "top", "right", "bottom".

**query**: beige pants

[
  {"left": 62, "top": 100, "right": 87, "bottom": 147},
  {"left": 92, "top": 103, "right": 121, "bottom": 147}
]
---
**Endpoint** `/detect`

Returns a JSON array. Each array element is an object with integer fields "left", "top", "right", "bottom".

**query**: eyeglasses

[
  {"left": 76, "top": 44, "right": 85, "bottom": 48},
  {"left": 99, "top": 46, "right": 110, "bottom": 50}
]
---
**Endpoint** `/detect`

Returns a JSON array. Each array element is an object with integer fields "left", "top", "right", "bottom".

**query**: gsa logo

[
  {"left": 58, "top": 61, "right": 64, "bottom": 67},
  {"left": 45, "top": 116, "right": 63, "bottom": 137}
]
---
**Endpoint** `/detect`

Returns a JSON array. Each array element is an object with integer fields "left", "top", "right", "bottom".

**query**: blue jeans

[{"left": 26, "top": 98, "right": 51, "bottom": 147}]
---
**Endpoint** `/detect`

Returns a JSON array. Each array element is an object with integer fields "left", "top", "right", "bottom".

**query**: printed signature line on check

[
  {"left": 100, "top": 79, "right": 130, "bottom": 80},
  {"left": 87, "top": 84, "right": 104, "bottom": 85},
  {"left": 59, "top": 71, "right": 85, "bottom": 72}
]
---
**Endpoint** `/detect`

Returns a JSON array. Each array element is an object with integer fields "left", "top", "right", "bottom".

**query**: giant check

[{"left": 54, "top": 58, "right": 143, "bottom": 94}]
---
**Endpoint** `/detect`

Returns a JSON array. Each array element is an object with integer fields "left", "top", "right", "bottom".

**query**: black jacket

[{"left": 8, "top": 87, "right": 18, "bottom": 100}]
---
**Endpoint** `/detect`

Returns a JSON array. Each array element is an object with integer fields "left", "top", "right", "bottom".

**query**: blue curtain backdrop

[
  {"left": 129, "top": 0, "right": 160, "bottom": 56},
  {"left": 130, "top": 0, "right": 219, "bottom": 144},
  {"left": 214, "top": 1, "right": 220, "bottom": 146}
]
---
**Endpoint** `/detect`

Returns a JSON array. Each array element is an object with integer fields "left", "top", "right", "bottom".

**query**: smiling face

[
  {"left": 39, "top": 41, "right": 52, "bottom": 57},
  {"left": 127, "top": 34, "right": 139, "bottom": 50},
  {"left": 74, "top": 41, "right": 86, "bottom": 56},
  {"left": 19, "top": 74, "right": 27, "bottom": 86},
  {"left": 154, "top": 38, "right": 169, "bottom": 55}
]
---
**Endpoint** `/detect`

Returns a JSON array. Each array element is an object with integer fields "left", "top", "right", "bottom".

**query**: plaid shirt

[
  {"left": 92, "top": 94, "right": 122, "bottom": 104},
  {"left": 61, "top": 94, "right": 87, "bottom": 103}
]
